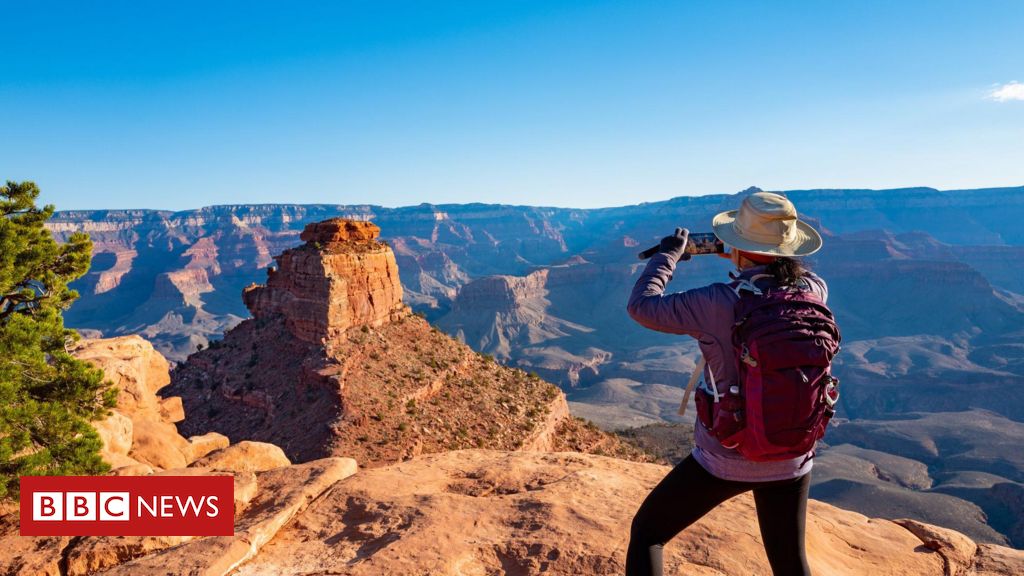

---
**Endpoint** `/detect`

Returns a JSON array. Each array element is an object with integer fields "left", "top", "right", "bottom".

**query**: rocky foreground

[
  {"left": 6, "top": 447, "right": 1024, "bottom": 575},
  {"left": 2, "top": 335, "right": 1023, "bottom": 575}
]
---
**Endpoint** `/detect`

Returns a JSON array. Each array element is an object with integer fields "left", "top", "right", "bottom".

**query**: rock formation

[
  {"left": 242, "top": 219, "right": 407, "bottom": 344},
  {"left": 438, "top": 269, "right": 594, "bottom": 365},
  {"left": 0, "top": 334, "right": 358, "bottom": 576},
  {"left": 0, "top": 451, "right": 356, "bottom": 576},
  {"left": 168, "top": 218, "right": 641, "bottom": 466},
  {"left": 70, "top": 335, "right": 228, "bottom": 472}
]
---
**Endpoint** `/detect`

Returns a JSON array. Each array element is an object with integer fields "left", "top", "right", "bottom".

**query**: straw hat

[{"left": 712, "top": 192, "right": 822, "bottom": 257}]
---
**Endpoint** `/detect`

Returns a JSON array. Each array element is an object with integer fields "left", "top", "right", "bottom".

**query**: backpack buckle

[
  {"left": 740, "top": 345, "right": 758, "bottom": 367},
  {"left": 823, "top": 376, "right": 840, "bottom": 408}
]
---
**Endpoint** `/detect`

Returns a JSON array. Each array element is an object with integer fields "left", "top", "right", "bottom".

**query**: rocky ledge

[{"left": 6, "top": 449, "right": 1022, "bottom": 575}]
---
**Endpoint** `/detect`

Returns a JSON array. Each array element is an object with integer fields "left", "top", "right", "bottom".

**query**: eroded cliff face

[{"left": 242, "top": 219, "right": 406, "bottom": 344}]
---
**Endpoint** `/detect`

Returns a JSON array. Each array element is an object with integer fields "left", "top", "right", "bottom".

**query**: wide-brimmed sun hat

[{"left": 712, "top": 192, "right": 823, "bottom": 257}]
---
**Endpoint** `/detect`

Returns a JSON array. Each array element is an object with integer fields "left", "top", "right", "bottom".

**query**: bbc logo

[
  {"left": 32, "top": 491, "right": 130, "bottom": 521},
  {"left": 21, "top": 475, "right": 233, "bottom": 536}
]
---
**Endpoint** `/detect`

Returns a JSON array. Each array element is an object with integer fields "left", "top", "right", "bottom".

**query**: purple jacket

[{"left": 627, "top": 252, "right": 828, "bottom": 482}]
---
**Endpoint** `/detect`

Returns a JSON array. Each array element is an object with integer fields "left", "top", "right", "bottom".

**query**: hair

[
  {"left": 735, "top": 250, "right": 812, "bottom": 286},
  {"left": 765, "top": 256, "right": 810, "bottom": 286}
]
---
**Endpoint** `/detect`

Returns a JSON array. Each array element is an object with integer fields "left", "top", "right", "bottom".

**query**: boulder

[
  {"left": 191, "top": 441, "right": 292, "bottom": 473},
  {"left": 159, "top": 396, "right": 185, "bottom": 423},
  {"left": 187, "top": 432, "right": 231, "bottom": 461},
  {"left": 109, "top": 462, "right": 154, "bottom": 476},
  {"left": 71, "top": 335, "right": 171, "bottom": 413},
  {"left": 103, "top": 451, "right": 145, "bottom": 470}
]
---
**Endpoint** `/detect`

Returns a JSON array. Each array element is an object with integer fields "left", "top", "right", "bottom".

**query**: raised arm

[{"left": 627, "top": 251, "right": 719, "bottom": 338}]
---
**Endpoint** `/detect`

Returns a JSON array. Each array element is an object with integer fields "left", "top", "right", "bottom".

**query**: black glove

[{"left": 659, "top": 227, "right": 691, "bottom": 263}]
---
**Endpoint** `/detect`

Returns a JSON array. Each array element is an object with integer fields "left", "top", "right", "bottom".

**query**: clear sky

[{"left": 2, "top": 1, "right": 1022, "bottom": 211}]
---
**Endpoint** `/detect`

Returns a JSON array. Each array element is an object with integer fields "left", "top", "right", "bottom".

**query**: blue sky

[{"left": 2, "top": 1, "right": 1022, "bottom": 211}]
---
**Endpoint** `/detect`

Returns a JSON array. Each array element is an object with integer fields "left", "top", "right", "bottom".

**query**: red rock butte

[{"left": 242, "top": 219, "right": 407, "bottom": 344}]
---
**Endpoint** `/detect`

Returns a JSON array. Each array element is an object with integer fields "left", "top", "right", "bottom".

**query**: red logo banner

[{"left": 19, "top": 475, "right": 234, "bottom": 536}]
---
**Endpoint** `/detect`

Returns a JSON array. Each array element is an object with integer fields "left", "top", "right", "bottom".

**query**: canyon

[
  {"left": 47, "top": 185, "right": 1024, "bottom": 547},
  {"left": 165, "top": 218, "right": 640, "bottom": 466}
]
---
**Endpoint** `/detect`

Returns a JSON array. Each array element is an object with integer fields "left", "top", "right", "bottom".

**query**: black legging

[{"left": 626, "top": 455, "right": 811, "bottom": 576}]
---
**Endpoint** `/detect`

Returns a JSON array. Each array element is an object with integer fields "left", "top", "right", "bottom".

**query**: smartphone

[
  {"left": 685, "top": 232, "right": 725, "bottom": 255},
  {"left": 637, "top": 232, "right": 725, "bottom": 260}
]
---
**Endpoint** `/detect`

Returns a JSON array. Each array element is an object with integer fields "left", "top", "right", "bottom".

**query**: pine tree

[{"left": 0, "top": 181, "right": 116, "bottom": 500}]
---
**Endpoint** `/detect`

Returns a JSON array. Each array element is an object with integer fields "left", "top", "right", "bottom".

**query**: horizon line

[{"left": 45, "top": 183, "right": 1024, "bottom": 216}]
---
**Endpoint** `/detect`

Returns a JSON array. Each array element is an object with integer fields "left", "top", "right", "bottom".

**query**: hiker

[{"left": 624, "top": 192, "right": 840, "bottom": 576}]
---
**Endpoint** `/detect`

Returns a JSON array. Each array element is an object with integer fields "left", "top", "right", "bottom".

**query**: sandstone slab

[{"left": 104, "top": 457, "right": 358, "bottom": 575}]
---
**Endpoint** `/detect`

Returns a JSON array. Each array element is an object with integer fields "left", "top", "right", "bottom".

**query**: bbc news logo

[{"left": 20, "top": 476, "right": 233, "bottom": 536}]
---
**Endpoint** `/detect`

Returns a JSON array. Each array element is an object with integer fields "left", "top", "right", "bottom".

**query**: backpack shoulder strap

[
  {"left": 730, "top": 273, "right": 772, "bottom": 297},
  {"left": 678, "top": 356, "right": 707, "bottom": 417}
]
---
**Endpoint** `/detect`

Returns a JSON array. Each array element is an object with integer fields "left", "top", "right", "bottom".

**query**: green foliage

[{"left": 0, "top": 181, "right": 115, "bottom": 500}]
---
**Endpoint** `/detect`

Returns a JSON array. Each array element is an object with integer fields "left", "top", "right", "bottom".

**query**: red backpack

[{"left": 692, "top": 274, "right": 842, "bottom": 461}]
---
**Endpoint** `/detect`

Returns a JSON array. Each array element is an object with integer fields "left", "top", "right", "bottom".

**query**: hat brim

[{"left": 712, "top": 209, "right": 823, "bottom": 257}]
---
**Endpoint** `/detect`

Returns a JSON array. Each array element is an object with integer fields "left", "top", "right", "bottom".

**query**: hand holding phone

[{"left": 638, "top": 231, "right": 725, "bottom": 260}]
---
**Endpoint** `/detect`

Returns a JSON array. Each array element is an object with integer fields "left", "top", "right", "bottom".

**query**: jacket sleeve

[{"left": 626, "top": 252, "right": 717, "bottom": 338}]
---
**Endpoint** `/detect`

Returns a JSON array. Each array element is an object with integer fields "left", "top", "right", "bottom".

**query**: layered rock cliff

[
  {"left": 438, "top": 269, "right": 595, "bottom": 370},
  {"left": 241, "top": 219, "right": 407, "bottom": 343}
]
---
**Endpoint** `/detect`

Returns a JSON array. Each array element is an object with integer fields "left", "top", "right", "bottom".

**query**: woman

[{"left": 625, "top": 192, "right": 827, "bottom": 576}]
